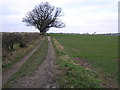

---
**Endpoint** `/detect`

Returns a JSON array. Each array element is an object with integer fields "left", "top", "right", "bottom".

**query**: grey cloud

[{"left": 1, "top": 0, "right": 118, "bottom": 33}]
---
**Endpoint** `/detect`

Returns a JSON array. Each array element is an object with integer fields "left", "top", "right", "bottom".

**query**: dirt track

[
  {"left": 12, "top": 36, "right": 58, "bottom": 88},
  {"left": 2, "top": 38, "right": 44, "bottom": 86}
]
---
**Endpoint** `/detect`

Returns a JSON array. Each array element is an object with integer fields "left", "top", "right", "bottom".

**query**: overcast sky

[{"left": 1, "top": 0, "right": 119, "bottom": 34}]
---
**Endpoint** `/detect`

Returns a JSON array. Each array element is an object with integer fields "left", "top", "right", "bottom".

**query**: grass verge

[
  {"left": 4, "top": 38, "right": 48, "bottom": 88},
  {"left": 52, "top": 37, "right": 101, "bottom": 88}
]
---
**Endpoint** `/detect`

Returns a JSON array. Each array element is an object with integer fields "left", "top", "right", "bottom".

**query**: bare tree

[{"left": 22, "top": 2, "right": 65, "bottom": 35}]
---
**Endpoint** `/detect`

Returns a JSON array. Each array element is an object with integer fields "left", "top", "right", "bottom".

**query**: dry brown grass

[{"left": 3, "top": 37, "right": 44, "bottom": 72}]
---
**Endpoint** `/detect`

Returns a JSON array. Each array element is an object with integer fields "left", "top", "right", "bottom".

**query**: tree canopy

[{"left": 22, "top": 2, "right": 65, "bottom": 35}]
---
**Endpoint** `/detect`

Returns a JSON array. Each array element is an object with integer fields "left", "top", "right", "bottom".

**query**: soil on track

[{"left": 12, "top": 36, "right": 58, "bottom": 88}]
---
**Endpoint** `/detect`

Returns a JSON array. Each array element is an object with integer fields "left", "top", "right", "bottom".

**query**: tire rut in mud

[{"left": 12, "top": 36, "right": 58, "bottom": 88}]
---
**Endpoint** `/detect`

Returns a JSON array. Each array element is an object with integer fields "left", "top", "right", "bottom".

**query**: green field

[{"left": 51, "top": 34, "right": 118, "bottom": 88}]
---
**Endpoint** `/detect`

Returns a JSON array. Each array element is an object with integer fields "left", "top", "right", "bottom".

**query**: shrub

[{"left": 2, "top": 32, "right": 40, "bottom": 60}]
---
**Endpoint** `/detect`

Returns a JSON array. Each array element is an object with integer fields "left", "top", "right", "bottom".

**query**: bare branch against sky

[
  {"left": 1, "top": 0, "right": 118, "bottom": 34},
  {"left": 22, "top": 2, "right": 65, "bottom": 34}
]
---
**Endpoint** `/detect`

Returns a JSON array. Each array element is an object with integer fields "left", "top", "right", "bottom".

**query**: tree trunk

[
  {"left": 39, "top": 30, "right": 42, "bottom": 35},
  {"left": 10, "top": 44, "right": 14, "bottom": 50},
  {"left": 42, "top": 32, "right": 45, "bottom": 35},
  {"left": 39, "top": 29, "right": 46, "bottom": 35}
]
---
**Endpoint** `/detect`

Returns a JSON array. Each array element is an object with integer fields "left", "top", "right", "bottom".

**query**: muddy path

[
  {"left": 12, "top": 36, "right": 58, "bottom": 88},
  {"left": 2, "top": 38, "right": 44, "bottom": 86}
]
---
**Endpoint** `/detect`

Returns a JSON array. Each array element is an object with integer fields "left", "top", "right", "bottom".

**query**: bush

[
  {"left": 2, "top": 32, "right": 40, "bottom": 60},
  {"left": 2, "top": 33, "right": 24, "bottom": 50}
]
